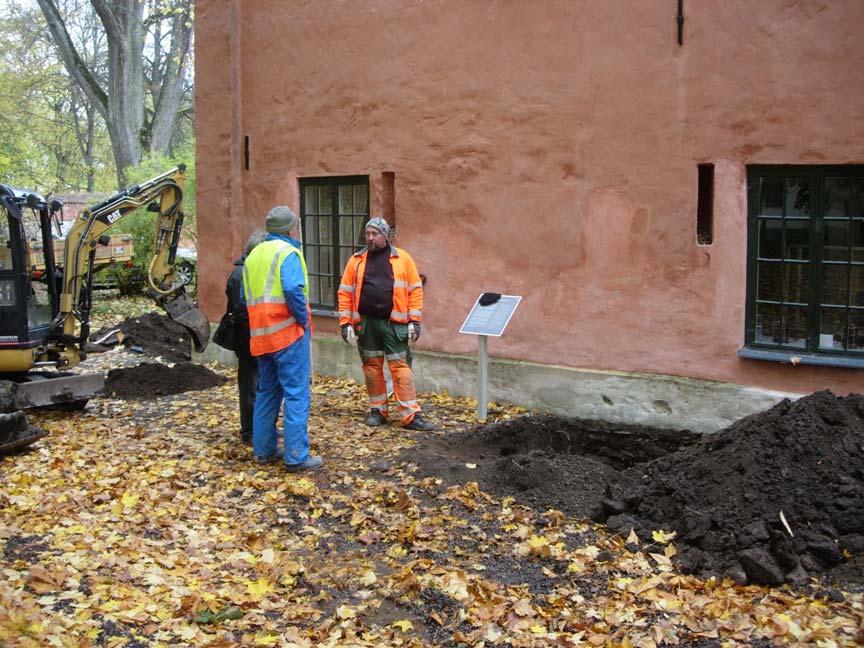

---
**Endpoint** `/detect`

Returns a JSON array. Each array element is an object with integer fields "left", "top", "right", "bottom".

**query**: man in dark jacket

[{"left": 225, "top": 231, "right": 266, "bottom": 444}]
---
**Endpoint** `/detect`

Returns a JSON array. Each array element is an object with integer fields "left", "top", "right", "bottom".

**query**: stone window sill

[
  {"left": 311, "top": 309, "right": 339, "bottom": 319},
  {"left": 738, "top": 346, "right": 864, "bottom": 369}
]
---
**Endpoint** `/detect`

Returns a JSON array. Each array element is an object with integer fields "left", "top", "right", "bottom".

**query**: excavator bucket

[{"left": 159, "top": 292, "right": 211, "bottom": 352}]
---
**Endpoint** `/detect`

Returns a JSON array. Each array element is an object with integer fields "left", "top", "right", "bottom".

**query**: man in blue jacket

[{"left": 242, "top": 206, "right": 323, "bottom": 472}]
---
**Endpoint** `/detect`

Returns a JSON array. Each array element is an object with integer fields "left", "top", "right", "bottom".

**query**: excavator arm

[{"left": 56, "top": 165, "right": 210, "bottom": 352}]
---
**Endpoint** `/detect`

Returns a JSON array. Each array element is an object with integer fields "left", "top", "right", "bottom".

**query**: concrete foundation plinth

[{"left": 196, "top": 327, "right": 800, "bottom": 434}]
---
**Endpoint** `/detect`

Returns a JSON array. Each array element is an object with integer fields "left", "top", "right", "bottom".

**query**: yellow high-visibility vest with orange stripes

[{"left": 242, "top": 239, "right": 309, "bottom": 356}]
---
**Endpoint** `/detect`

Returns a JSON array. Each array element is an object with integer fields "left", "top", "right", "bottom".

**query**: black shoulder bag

[{"left": 213, "top": 310, "right": 238, "bottom": 351}]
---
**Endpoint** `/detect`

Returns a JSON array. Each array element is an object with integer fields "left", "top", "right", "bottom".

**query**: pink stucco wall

[{"left": 196, "top": 0, "right": 864, "bottom": 394}]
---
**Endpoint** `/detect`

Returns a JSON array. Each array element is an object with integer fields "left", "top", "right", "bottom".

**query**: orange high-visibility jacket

[{"left": 338, "top": 246, "right": 423, "bottom": 327}]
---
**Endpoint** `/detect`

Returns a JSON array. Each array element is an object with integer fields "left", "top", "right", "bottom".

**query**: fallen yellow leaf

[{"left": 651, "top": 529, "right": 677, "bottom": 544}]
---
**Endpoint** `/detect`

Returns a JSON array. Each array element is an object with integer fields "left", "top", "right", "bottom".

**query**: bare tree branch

[{"left": 36, "top": 0, "right": 108, "bottom": 118}]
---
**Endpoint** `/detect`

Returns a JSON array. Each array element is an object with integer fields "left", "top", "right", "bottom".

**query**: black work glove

[
  {"left": 341, "top": 324, "right": 357, "bottom": 346},
  {"left": 408, "top": 322, "right": 420, "bottom": 343}
]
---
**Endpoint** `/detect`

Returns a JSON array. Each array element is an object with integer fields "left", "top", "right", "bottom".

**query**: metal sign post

[
  {"left": 477, "top": 334, "right": 488, "bottom": 420},
  {"left": 459, "top": 294, "right": 522, "bottom": 421}
]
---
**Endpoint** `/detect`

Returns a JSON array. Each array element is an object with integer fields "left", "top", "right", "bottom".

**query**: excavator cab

[{"left": 0, "top": 185, "right": 60, "bottom": 370}]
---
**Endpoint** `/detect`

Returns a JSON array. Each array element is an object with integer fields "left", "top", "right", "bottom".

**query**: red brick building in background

[{"left": 194, "top": 1, "right": 864, "bottom": 431}]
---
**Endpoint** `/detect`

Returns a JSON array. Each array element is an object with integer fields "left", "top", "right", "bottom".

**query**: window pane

[
  {"left": 819, "top": 307, "right": 846, "bottom": 350},
  {"left": 854, "top": 179, "right": 864, "bottom": 217},
  {"left": 758, "top": 219, "right": 783, "bottom": 259},
  {"left": 823, "top": 221, "right": 849, "bottom": 261},
  {"left": 339, "top": 216, "right": 353, "bottom": 245},
  {"left": 305, "top": 216, "right": 319, "bottom": 244},
  {"left": 757, "top": 261, "right": 782, "bottom": 301},
  {"left": 850, "top": 310, "right": 864, "bottom": 350},
  {"left": 824, "top": 177, "right": 850, "bottom": 218},
  {"left": 320, "top": 275, "right": 335, "bottom": 307},
  {"left": 320, "top": 245, "right": 332, "bottom": 275},
  {"left": 304, "top": 186, "right": 317, "bottom": 215},
  {"left": 759, "top": 178, "right": 784, "bottom": 216},
  {"left": 319, "top": 216, "right": 332, "bottom": 244},
  {"left": 853, "top": 220, "right": 864, "bottom": 262},
  {"left": 783, "top": 306, "right": 808, "bottom": 347},
  {"left": 308, "top": 274, "right": 320, "bottom": 305},
  {"left": 306, "top": 245, "right": 319, "bottom": 274},
  {"left": 354, "top": 184, "right": 368, "bottom": 214},
  {"left": 339, "top": 185, "right": 353, "bottom": 215},
  {"left": 340, "top": 247, "right": 353, "bottom": 270},
  {"left": 755, "top": 303, "right": 780, "bottom": 344},
  {"left": 319, "top": 186, "right": 333, "bottom": 215},
  {"left": 785, "top": 178, "right": 810, "bottom": 218},
  {"left": 852, "top": 266, "right": 864, "bottom": 307},
  {"left": 785, "top": 220, "right": 809, "bottom": 260},
  {"left": 354, "top": 216, "right": 366, "bottom": 246},
  {"left": 784, "top": 263, "right": 808, "bottom": 304},
  {"left": 822, "top": 264, "right": 849, "bottom": 306}
]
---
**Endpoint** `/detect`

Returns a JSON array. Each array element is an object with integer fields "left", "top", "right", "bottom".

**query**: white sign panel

[{"left": 459, "top": 294, "right": 522, "bottom": 337}]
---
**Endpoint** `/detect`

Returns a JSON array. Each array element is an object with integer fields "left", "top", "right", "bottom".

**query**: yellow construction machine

[{"left": 0, "top": 165, "right": 209, "bottom": 453}]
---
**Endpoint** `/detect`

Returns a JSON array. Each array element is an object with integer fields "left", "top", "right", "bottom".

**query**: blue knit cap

[{"left": 365, "top": 217, "right": 390, "bottom": 238}]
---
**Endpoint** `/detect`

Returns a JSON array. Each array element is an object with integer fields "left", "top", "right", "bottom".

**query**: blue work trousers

[{"left": 252, "top": 330, "right": 311, "bottom": 465}]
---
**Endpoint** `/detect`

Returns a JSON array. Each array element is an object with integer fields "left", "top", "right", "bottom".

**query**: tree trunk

[
  {"left": 149, "top": 5, "right": 192, "bottom": 154},
  {"left": 36, "top": 0, "right": 192, "bottom": 188}
]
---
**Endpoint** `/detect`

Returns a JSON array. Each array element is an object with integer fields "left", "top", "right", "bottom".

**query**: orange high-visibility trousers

[{"left": 357, "top": 316, "right": 421, "bottom": 424}]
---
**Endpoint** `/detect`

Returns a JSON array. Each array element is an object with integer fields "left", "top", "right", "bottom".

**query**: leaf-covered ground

[{"left": 1, "top": 297, "right": 863, "bottom": 646}]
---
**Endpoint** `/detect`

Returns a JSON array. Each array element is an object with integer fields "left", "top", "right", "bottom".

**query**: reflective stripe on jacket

[
  {"left": 242, "top": 239, "right": 310, "bottom": 356},
  {"left": 337, "top": 245, "right": 423, "bottom": 327}
]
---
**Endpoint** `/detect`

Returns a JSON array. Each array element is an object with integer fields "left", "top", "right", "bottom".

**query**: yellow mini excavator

[{"left": 0, "top": 165, "right": 209, "bottom": 453}]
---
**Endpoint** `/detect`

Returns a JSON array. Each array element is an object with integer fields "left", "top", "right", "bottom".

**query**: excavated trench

[
  {"left": 407, "top": 391, "right": 864, "bottom": 590},
  {"left": 406, "top": 414, "right": 697, "bottom": 521}
]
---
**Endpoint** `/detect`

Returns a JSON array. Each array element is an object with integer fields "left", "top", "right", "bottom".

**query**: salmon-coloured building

[{"left": 195, "top": 1, "right": 864, "bottom": 431}]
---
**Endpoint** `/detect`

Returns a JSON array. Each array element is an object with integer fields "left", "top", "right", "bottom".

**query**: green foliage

[
  {"left": 1, "top": 2, "right": 195, "bottom": 194},
  {"left": 0, "top": 3, "right": 115, "bottom": 192},
  {"left": 106, "top": 143, "right": 196, "bottom": 293},
  {"left": 123, "top": 140, "right": 196, "bottom": 225},
  {"left": 110, "top": 265, "right": 144, "bottom": 297},
  {"left": 192, "top": 606, "right": 244, "bottom": 625}
]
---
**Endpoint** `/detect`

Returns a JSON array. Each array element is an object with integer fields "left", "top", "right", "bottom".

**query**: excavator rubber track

[
  {"left": 0, "top": 373, "right": 104, "bottom": 455},
  {"left": 0, "top": 411, "right": 47, "bottom": 456}
]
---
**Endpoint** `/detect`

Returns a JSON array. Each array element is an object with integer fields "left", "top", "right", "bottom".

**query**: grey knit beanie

[
  {"left": 365, "top": 216, "right": 390, "bottom": 238},
  {"left": 265, "top": 206, "right": 299, "bottom": 234}
]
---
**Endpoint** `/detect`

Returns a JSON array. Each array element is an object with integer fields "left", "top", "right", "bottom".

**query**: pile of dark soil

[
  {"left": 90, "top": 311, "right": 192, "bottom": 362},
  {"left": 407, "top": 390, "right": 864, "bottom": 589},
  {"left": 103, "top": 362, "right": 227, "bottom": 399},
  {"left": 600, "top": 390, "right": 864, "bottom": 587}
]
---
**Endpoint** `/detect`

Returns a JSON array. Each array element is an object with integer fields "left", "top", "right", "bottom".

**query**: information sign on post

[{"left": 459, "top": 294, "right": 522, "bottom": 421}]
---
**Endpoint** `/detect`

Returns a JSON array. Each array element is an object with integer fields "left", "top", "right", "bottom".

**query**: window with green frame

[
  {"left": 745, "top": 166, "right": 864, "bottom": 357},
  {"left": 299, "top": 176, "right": 369, "bottom": 310}
]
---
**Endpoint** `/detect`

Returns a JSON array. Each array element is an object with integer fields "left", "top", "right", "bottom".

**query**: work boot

[
  {"left": 402, "top": 413, "right": 436, "bottom": 431},
  {"left": 364, "top": 408, "right": 386, "bottom": 427},
  {"left": 240, "top": 432, "right": 252, "bottom": 446},
  {"left": 253, "top": 453, "right": 278, "bottom": 465},
  {"left": 285, "top": 455, "right": 324, "bottom": 473}
]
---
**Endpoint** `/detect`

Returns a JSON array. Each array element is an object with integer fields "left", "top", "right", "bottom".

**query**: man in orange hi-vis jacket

[{"left": 337, "top": 217, "right": 435, "bottom": 430}]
